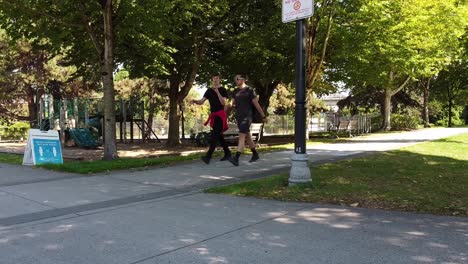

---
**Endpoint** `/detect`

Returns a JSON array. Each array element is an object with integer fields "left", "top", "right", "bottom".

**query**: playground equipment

[
  {"left": 37, "top": 95, "right": 160, "bottom": 148},
  {"left": 37, "top": 95, "right": 102, "bottom": 148},
  {"left": 68, "top": 128, "right": 101, "bottom": 148},
  {"left": 115, "top": 98, "right": 160, "bottom": 144}
]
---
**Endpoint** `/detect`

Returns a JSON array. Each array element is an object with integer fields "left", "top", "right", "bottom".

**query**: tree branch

[
  {"left": 391, "top": 76, "right": 412, "bottom": 96},
  {"left": 177, "top": 38, "right": 206, "bottom": 102},
  {"left": 309, "top": 0, "right": 334, "bottom": 88},
  {"left": 78, "top": 1, "right": 103, "bottom": 58},
  {"left": 205, "top": 0, "right": 251, "bottom": 37}
]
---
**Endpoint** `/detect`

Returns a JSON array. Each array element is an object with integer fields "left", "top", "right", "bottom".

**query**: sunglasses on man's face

[{"left": 235, "top": 77, "right": 244, "bottom": 81}]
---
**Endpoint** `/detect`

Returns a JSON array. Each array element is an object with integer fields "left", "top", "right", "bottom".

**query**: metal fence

[
  {"left": 148, "top": 113, "right": 382, "bottom": 138},
  {"left": 262, "top": 113, "right": 381, "bottom": 136},
  {"left": 0, "top": 113, "right": 382, "bottom": 142}
]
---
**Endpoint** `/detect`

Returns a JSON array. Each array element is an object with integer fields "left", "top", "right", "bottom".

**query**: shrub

[
  {"left": 391, "top": 114, "right": 421, "bottom": 130},
  {"left": 434, "top": 105, "right": 464, "bottom": 127},
  {"left": 0, "top": 122, "right": 30, "bottom": 140},
  {"left": 370, "top": 115, "right": 383, "bottom": 131}
]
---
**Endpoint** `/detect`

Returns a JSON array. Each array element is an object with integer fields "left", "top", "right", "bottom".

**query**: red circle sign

[{"left": 293, "top": 1, "right": 301, "bottom": 10}]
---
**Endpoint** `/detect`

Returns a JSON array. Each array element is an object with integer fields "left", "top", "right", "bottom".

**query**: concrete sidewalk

[{"left": 0, "top": 128, "right": 467, "bottom": 264}]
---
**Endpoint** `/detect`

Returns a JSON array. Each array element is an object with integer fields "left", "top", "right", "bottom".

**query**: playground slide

[{"left": 68, "top": 128, "right": 101, "bottom": 149}]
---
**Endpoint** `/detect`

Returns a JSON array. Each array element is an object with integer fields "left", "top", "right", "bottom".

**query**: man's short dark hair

[
  {"left": 211, "top": 73, "right": 221, "bottom": 77},
  {"left": 235, "top": 72, "right": 248, "bottom": 79}
]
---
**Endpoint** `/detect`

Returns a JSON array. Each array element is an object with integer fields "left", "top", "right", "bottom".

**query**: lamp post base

[{"left": 289, "top": 153, "right": 311, "bottom": 186}]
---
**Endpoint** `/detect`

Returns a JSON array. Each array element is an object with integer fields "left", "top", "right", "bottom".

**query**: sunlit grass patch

[{"left": 206, "top": 133, "right": 468, "bottom": 216}]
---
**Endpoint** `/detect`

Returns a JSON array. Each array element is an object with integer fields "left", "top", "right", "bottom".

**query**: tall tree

[
  {"left": 122, "top": 0, "right": 241, "bottom": 146},
  {"left": 0, "top": 31, "right": 94, "bottom": 124},
  {"left": 0, "top": 32, "right": 47, "bottom": 124},
  {"left": 432, "top": 60, "right": 468, "bottom": 127},
  {"left": 305, "top": 0, "right": 340, "bottom": 92},
  {"left": 412, "top": 1, "right": 468, "bottom": 127},
  {"left": 330, "top": 0, "right": 467, "bottom": 130},
  {"left": 0, "top": 0, "right": 169, "bottom": 159},
  {"left": 212, "top": 0, "right": 295, "bottom": 114},
  {"left": 114, "top": 72, "right": 169, "bottom": 139}
]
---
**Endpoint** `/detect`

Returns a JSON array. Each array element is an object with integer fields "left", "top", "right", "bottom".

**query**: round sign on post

[
  {"left": 294, "top": 1, "right": 301, "bottom": 10},
  {"left": 282, "top": 0, "right": 314, "bottom": 24}
]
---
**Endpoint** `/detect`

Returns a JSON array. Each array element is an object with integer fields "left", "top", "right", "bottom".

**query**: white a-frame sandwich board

[{"left": 23, "top": 129, "right": 63, "bottom": 166}]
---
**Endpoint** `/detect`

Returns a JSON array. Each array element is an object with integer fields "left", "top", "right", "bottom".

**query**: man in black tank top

[
  {"left": 228, "top": 73, "right": 267, "bottom": 166},
  {"left": 191, "top": 73, "right": 231, "bottom": 164}
]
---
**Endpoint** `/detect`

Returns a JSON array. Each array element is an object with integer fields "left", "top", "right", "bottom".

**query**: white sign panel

[
  {"left": 282, "top": 0, "right": 314, "bottom": 23},
  {"left": 23, "top": 129, "right": 63, "bottom": 166}
]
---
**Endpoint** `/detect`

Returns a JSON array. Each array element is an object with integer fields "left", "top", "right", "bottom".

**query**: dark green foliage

[
  {"left": 431, "top": 60, "right": 468, "bottom": 127},
  {"left": 0, "top": 122, "right": 29, "bottom": 140},
  {"left": 434, "top": 106, "right": 465, "bottom": 127},
  {"left": 390, "top": 113, "right": 421, "bottom": 130}
]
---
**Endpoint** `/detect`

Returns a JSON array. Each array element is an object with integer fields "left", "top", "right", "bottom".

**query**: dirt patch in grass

[{"left": 0, "top": 140, "right": 206, "bottom": 161}]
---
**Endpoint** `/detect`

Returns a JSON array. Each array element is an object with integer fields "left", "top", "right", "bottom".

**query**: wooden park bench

[
  {"left": 195, "top": 123, "right": 264, "bottom": 147},
  {"left": 347, "top": 120, "right": 358, "bottom": 137},
  {"left": 331, "top": 120, "right": 358, "bottom": 138},
  {"left": 223, "top": 122, "right": 264, "bottom": 145}
]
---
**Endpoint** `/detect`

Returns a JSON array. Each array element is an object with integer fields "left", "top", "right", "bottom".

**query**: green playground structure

[{"left": 37, "top": 95, "right": 160, "bottom": 148}]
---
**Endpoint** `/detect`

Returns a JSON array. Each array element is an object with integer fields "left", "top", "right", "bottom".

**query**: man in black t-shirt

[
  {"left": 228, "top": 73, "right": 267, "bottom": 166},
  {"left": 191, "top": 74, "right": 231, "bottom": 164}
]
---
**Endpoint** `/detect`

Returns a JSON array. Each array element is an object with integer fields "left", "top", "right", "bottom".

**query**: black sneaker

[
  {"left": 249, "top": 153, "right": 259, "bottom": 162},
  {"left": 228, "top": 156, "right": 239, "bottom": 166},
  {"left": 201, "top": 156, "right": 210, "bottom": 164},
  {"left": 220, "top": 153, "right": 231, "bottom": 161}
]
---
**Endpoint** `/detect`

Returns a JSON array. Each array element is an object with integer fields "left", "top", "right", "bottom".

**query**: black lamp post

[
  {"left": 288, "top": 18, "right": 311, "bottom": 185},
  {"left": 294, "top": 19, "right": 306, "bottom": 155}
]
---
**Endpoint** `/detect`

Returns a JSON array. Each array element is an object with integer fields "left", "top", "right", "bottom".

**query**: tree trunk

[
  {"left": 254, "top": 80, "right": 279, "bottom": 114},
  {"left": 381, "top": 75, "right": 411, "bottom": 131},
  {"left": 448, "top": 99, "right": 453, "bottom": 127},
  {"left": 382, "top": 88, "right": 392, "bottom": 131},
  {"left": 25, "top": 85, "right": 41, "bottom": 127},
  {"left": 423, "top": 84, "right": 430, "bottom": 128},
  {"left": 146, "top": 99, "right": 156, "bottom": 139},
  {"left": 306, "top": 1, "right": 334, "bottom": 91},
  {"left": 145, "top": 81, "right": 159, "bottom": 139},
  {"left": 252, "top": 81, "right": 278, "bottom": 139},
  {"left": 101, "top": 0, "right": 117, "bottom": 160},
  {"left": 165, "top": 39, "right": 204, "bottom": 147},
  {"left": 465, "top": 106, "right": 468, "bottom": 125},
  {"left": 421, "top": 78, "right": 431, "bottom": 128},
  {"left": 27, "top": 99, "right": 37, "bottom": 127},
  {"left": 166, "top": 77, "right": 180, "bottom": 147}
]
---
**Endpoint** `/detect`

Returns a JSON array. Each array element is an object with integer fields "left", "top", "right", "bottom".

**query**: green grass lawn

[
  {"left": 0, "top": 153, "right": 22, "bottom": 164},
  {"left": 0, "top": 138, "right": 340, "bottom": 174},
  {"left": 206, "top": 133, "right": 468, "bottom": 216},
  {"left": 0, "top": 151, "right": 201, "bottom": 174},
  {"left": 38, "top": 155, "right": 200, "bottom": 174},
  {"left": 0, "top": 146, "right": 290, "bottom": 174},
  {"left": 34, "top": 143, "right": 300, "bottom": 174}
]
